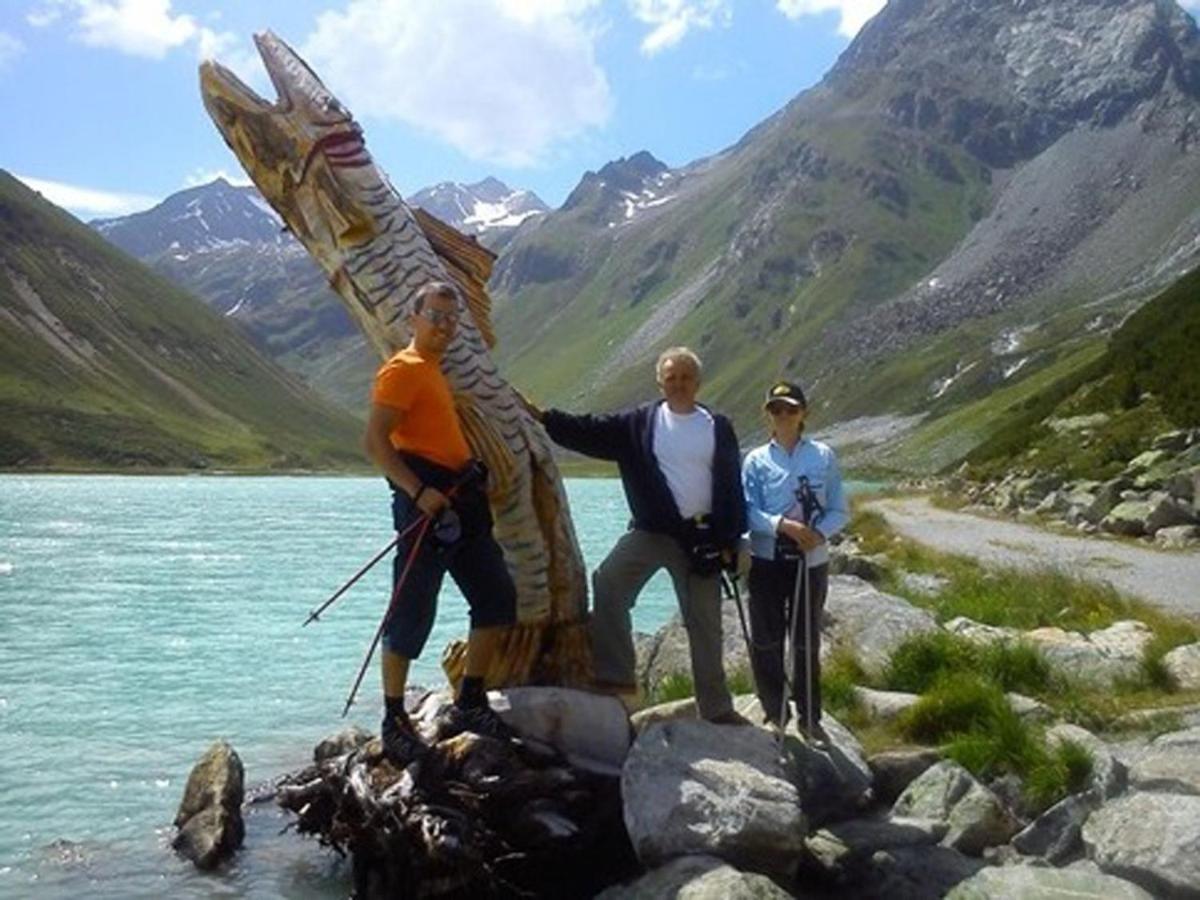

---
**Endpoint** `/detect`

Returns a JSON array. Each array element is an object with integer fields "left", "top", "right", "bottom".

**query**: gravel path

[{"left": 868, "top": 497, "right": 1200, "bottom": 620}]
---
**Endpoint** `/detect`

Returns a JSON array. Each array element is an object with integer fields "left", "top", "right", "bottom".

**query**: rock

[
  {"left": 1127, "top": 449, "right": 1172, "bottom": 474},
  {"left": 1081, "top": 479, "right": 1128, "bottom": 524},
  {"left": 897, "top": 571, "right": 950, "bottom": 596},
  {"left": 830, "top": 551, "right": 888, "bottom": 582},
  {"left": 1156, "top": 525, "right": 1200, "bottom": 549},
  {"left": 630, "top": 697, "right": 697, "bottom": 733},
  {"left": 946, "top": 862, "right": 1154, "bottom": 898},
  {"left": 1035, "top": 489, "right": 1069, "bottom": 515},
  {"left": 172, "top": 740, "right": 245, "bottom": 870},
  {"left": 1167, "top": 467, "right": 1200, "bottom": 504},
  {"left": 1102, "top": 500, "right": 1154, "bottom": 536},
  {"left": 1025, "top": 621, "right": 1152, "bottom": 687},
  {"left": 1045, "top": 724, "right": 1127, "bottom": 800},
  {"left": 868, "top": 748, "right": 943, "bottom": 804},
  {"left": 787, "top": 711, "right": 874, "bottom": 825},
  {"left": 1010, "top": 791, "right": 1097, "bottom": 863},
  {"left": 1127, "top": 726, "right": 1200, "bottom": 795},
  {"left": 622, "top": 720, "right": 806, "bottom": 878},
  {"left": 642, "top": 604, "right": 751, "bottom": 693},
  {"left": 891, "top": 761, "right": 1020, "bottom": 856},
  {"left": 943, "top": 616, "right": 1022, "bottom": 645},
  {"left": 859, "top": 845, "right": 986, "bottom": 899},
  {"left": 1145, "top": 494, "right": 1198, "bottom": 534},
  {"left": 313, "top": 725, "right": 372, "bottom": 763},
  {"left": 1152, "top": 431, "right": 1191, "bottom": 454},
  {"left": 1164, "top": 643, "right": 1200, "bottom": 690},
  {"left": 805, "top": 816, "right": 947, "bottom": 875},
  {"left": 1006, "top": 692, "right": 1052, "bottom": 721},
  {"left": 854, "top": 687, "right": 919, "bottom": 722},
  {"left": 823, "top": 576, "right": 940, "bottom": 675},
  {"left": 595, "top": 854, "right": 792, "bottom": 899},
  {"left": 492, "top": 687, "right": 632, "bottom": 771},
  {"left": 1082, "top": 791, "right": 1200, "bottom": 897}
]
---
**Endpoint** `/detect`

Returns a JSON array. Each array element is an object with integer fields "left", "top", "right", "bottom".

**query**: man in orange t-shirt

[{"left": 363, "top": 280, "right": 516, "bottom": 766}]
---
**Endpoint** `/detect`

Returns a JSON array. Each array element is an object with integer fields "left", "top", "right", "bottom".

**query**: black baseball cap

[{"left": 764, "top": 381, "right": 807, "bottom": 408}]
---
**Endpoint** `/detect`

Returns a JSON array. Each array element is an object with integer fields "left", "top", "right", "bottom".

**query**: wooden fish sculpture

[{"left": 199, "top": 31, "right": 590, "bottom": 688}]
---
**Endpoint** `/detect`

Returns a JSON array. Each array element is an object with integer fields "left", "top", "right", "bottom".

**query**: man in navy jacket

[{"left": 534, "top": 347, "right": 747, "bottom": 724}]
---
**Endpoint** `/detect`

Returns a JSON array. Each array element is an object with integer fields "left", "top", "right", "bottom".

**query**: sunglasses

[
  {"left": 766, "top": 404, "right": 802, "bottom": 416},
  {"left": 419, "top": 307, "right": 460, "bottom": 326}
]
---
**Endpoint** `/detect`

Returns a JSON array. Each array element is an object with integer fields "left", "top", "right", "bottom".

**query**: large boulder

[
  {"left": 595, "top": 855, "right": 792, "bottom": 899},
  {"left": 1082, "top": 791, "right": 1200, "bottom": 897},
  {"left": 946, "top": 862, "right": 1154, "bottom": 899},
  {"left": 854, "top": 845, "right": 986, "bottom": 899},
  {"left": 493, "top": 687, "right": 632, "bottom": 771},
  {"left": 622, "top": 720, "right": 806, "bottom": 878},
  {"left": 854, "top": 687, "right": 919, "bottom": 723},
  {"left": 1103, "top": 494, "right": 1195, "bottom": 537},
  {"left": 823, "top": 576, "right": 939, "bottom": 675},
  {"left": 804, "top": 816, "right": 947, "bottom": 878},
  {"left": 1010, "top": 791, "right": 1097, "bottom": 863},
  {"left": 1164, "top": 643, "right": 1200, "bottom": 690},
  {"left": 786, "top": 712, "right": 874, "bottom": 825},
  {"left": 1025, "top": 621, "right": 1152, "bottom": 687},
  {"left": 313, "top": 725, "right": 372, "bottom": 763},
  {"left": 172, "top": 740, "right": 245, "bottom": 870},
  {"left": 1156, "top": 525, "right": 1200, "bottom": 549},
  {"left": 891, "top": 761, "right": 1020, "bottom": 856},
  {"left": 641, "top": 604, "right": 751, "bottom": 693},
  {"left": 868, "top": 748, "right": 943, "bottom": 805},
  {"left": 1126, "top": 726, "right": 1200, "bottom": 795}
]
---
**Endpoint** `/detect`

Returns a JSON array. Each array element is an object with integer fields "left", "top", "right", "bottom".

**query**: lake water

[{"left": 0, "top": 475, "right": 870, "bottom": 898}]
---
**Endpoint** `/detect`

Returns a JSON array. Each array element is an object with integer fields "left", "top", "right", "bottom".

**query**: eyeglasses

[
  {"left": 420, "top": 307, "right": 460, "bottom": 326},
  {"left": 766, "top": 404, "right": 802, "bottom": 416}
]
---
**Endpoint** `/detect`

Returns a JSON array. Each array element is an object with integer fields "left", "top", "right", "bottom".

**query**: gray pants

[{"left": 590, "top": 528, "right": 733, "bottom": 719}]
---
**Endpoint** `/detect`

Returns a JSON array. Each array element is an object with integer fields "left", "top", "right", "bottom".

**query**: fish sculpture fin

[{"left": 413, "top": 208, "right": 498, "bottom": 351}]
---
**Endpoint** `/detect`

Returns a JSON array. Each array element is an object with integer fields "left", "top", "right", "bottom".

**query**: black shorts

[{"left": 381, "top": 464, "right": 517, "bottom": 659}]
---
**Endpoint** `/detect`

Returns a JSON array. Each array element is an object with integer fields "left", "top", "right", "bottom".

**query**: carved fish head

[{"left": 199, "top": 31, "right": 378, "bottom": 253}]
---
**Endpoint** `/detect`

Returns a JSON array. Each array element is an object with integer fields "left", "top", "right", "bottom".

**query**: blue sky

[{"left": 0, "top": 0, "right": 889, "bottom": 219}]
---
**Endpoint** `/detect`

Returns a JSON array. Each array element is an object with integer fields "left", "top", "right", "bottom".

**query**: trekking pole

[
  {"left": 303, "top": 474, "right": 474, "bottom": 627},
  {"left": 722, "top": 571, "right": 755, "bottom": 659},
  {"left": 302, "top": 514, "right": 432, "bottom": 627},
  {"left": 341, "top": 514, "right": 435, "bottom": 717},
  {"left": 800, "top": 550, "right": 814, "bottom": 739}
]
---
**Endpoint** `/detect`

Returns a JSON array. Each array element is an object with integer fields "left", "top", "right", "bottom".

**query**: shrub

[
  {"left": 977, "top": 641, "right": 1053, "bottom": 696},
  {"left": 823, "top": 648, "right": 867, "bottom": 722},
  {"left": 1024, "top": 739, "right": 1094, "bottom": 812},
  {"left": 650, "top": 673, "right": 695, "bottom": 705},
  {"left": 898, "top": 674, "right": 1013, "bottom": 743},
  {"left": 885, "top": 632, "right": 978, "bottom": 694}
]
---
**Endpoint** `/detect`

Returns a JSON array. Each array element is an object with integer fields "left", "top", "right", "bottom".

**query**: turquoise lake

[{"left": 0, "top": 475, "right": 870, "bottom": 897}]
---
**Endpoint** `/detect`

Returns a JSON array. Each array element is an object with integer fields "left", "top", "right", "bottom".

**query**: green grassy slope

[{"left": 0, "top": 171, "right": 364, "bottom": 470}]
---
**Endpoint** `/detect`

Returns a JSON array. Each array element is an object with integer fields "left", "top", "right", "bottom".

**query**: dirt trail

[{"left": 867, "top": 497, "right": 1200, "bottom": 620}]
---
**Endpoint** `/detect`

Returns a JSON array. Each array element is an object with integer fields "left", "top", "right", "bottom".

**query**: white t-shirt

[{"left": 652, "top": 403, "right": 715, "bottom": 520}]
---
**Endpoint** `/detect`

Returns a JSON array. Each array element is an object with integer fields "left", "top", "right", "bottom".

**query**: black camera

[{"left": 682, "top": 515, "right": 723, "bottom": 577}]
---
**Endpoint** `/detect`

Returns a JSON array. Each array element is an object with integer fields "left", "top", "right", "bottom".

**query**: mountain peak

[{"left": 827, "top": 0, "right": 1200, "bottom": 166}]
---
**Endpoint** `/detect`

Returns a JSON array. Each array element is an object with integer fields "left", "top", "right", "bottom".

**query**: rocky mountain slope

[
  {"left": 0, "top": 171, "right": 362, "bottom": 470},
  {"left": 492, "top": 0, "right": 1200, "bottom": 460},
  {"left": 92, "top": 176, "right": 545, "bottom": 411}
]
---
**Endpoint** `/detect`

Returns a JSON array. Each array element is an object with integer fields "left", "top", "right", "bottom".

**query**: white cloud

[
  {"left": 27, "top": 0, "right": 243, "bottom": 64},
  {"left": 15, "top": 174, "right": 159, "bottom": 217},
  {"left": 776, "top": 0, "right": 885, "bottom": 38},
  {"left": 627, "top": 0, "right": 731, "bottom": 55},
  {"left": 0, "top": 32, "right": 24, "bottom": 72},
  {"left": 302, "top": 0, "right": 613, "bottom": 167}
]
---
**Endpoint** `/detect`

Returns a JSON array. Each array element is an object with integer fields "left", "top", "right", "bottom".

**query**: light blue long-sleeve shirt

[{"left": 742, "top": 436, "right": 849, "bottom": 566}]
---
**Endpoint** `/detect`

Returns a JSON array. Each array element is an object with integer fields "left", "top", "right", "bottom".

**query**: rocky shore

[
  {"left": 951, "top": 428, "right": 1200, "bottom": 548},
  {"left": 174, "top": 573, "right": 1200, "bottom": 898}
]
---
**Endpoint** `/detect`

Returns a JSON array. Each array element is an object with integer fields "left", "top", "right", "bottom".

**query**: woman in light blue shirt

[{"left": 742, "top": 380, "right": 848, "bottom": 737}]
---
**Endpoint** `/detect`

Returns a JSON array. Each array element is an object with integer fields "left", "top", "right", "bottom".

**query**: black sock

[
  {"left": 385, "top": 695, "right": 409, "bottom": 721},
  {"left": 456, "top": 676, "right": 486, "bottom": 709}
]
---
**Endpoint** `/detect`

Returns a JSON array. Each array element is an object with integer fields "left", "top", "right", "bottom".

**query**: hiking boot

[
  {"left": 437, "top": 702, "right": 517, "bottom": 742},
  {"left": 381, "top": 712, "right": 430, "bottom": 767}
]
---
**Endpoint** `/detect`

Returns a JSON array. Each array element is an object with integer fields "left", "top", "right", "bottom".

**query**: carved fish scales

[{"left": 199, "top": 31, "right": 590, "bottom": 687}]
